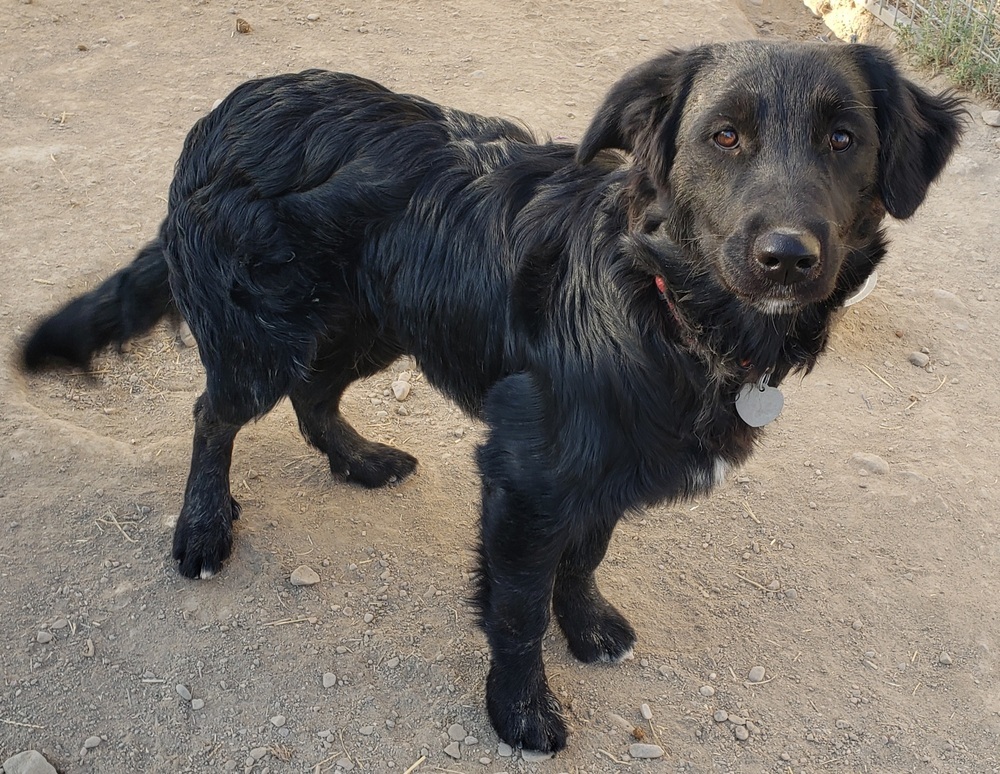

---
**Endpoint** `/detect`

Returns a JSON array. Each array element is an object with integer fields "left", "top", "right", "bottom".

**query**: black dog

[{"left": 22, "top": 41, "right": 962, "bottom": 752}]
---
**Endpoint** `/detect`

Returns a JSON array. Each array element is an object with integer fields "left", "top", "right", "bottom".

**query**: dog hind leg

[
  {"left": 552, "top": 518, "right": 637, "bottom": 663},
  {"left": 172, "top": 392, "right": 246, "bottom": 579},
  {"left": 289, "top": 342, "right": 417, "bottom": 488}
]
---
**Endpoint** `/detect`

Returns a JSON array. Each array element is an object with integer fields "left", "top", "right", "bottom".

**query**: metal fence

[{"left": 864, "top": 0, "right": 1000, "bottom": 65}]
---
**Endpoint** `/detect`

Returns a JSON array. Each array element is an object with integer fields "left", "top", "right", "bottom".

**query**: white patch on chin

[{"left": 754, "top": 298, "right": 800, "bottom": 315}]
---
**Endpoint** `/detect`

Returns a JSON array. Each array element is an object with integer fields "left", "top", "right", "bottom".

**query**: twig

[
  {"left": 97, "top": 511, "right": 138, "bottom": 543},
  {"left": 742, "top": 500, "right": 761, "bottom": 524},
  {"left": 32, "top": 278, "right": 55, "bottom": 285},
  {"left": 733, "top": 572, "right": 769, "bottom": 592},
  {"left": 1, "top": 717, "right": 45, "bottom": 729},
  {"left": 260, "top": 616, "right": 317, "bottom": 627},
  {"left": 402, "top": 757, "right": 426, "bottom": 774},
  {"left": 597, "top": 748, "right": 632, "bottom": 765},
  {"left": 919, "top": 375, "right": 948, "bottom": 395},
  {"left": 862, "top": 364, "right": 901, "bottom": 393}
]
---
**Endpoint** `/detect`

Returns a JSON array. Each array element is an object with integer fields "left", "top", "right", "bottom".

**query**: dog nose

[{"left": 753, "top": 231, "right": 821, "bottom": 285}]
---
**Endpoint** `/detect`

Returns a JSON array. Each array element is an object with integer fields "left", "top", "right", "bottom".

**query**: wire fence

[{"left": 864, "top": 0, "right": 1000, "bottom": 65}]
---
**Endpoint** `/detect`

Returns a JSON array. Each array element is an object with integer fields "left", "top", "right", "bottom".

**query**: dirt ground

[{"left": 2, "top": 0, "right": 1000, "bottom": 772}]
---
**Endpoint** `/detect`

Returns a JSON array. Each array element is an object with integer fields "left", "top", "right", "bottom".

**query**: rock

[
  {"left": 323, "top": 672, "right": 337, "bottom": 688},
  {"left": 391, "top": 381, "right": 411, "bottom": 401},
  {"left": 851, "top": 452, "right": 889, "bottom": 475},
  {"left": 931, "top": 288, "right": 965, "bottom": 311},
  {"left": 306, "top": 12, "right": 321, "bottom": 21},
  {"left": 35, "top": 631, "right": 53, "bottom": 644},
  {"left": 443, "top": 742, "right": 461, "bottom": 759},
  {"left": 714, "top": 710, "right": 729, "bottom": 722},
  {"left": 747, "top": 666, "right": 766, "bottom": 683},
  {"left": 176, "top": 684, "right": 192, "bottom": 701},
  {"left": 191, "top": 698, "right": 205, "bottom": 710},
  {"left": 983, "top": 109, "right": 1000, "bottom": 127},
  {"left": 521, "top": 749, "right": 554, "bottom": 762},
  {"left": 447, "top": 723, "right": 466, "bottom": 741},
  {"left": 852, "top": 619, "right": 864, "bottom": 631},
  {"left": 496, "top": 742, "right": 513, "bottom": 757},
  {"left": 908, "top": 351, "right": 930, "bottom": 368},
  {"left": 290, "top": 565, "right": 320, "bottom": 586},
  {"left": 629, "top": 743, "right": 664, "bottom": 759},
  {"left": 640, "top": 703, "right": 653, "bottom": 720},
  {"left": 699, "top": 685, "right": 715, "bottom": 697},
  {"left": 51, "top": 618, "right": 69, "bottom": 630},
  {"left": 249, "top": 747, "right": 268, "bottom": 761},
  {"left": 386, "top": 657, "right": 400, "bottom": 668},
  {"left": 270, "top": 714, "right": 286, "bottom": 728},
  {"left": 2, "top": 750, "right": 58, "bottom": 774},
  {"left": 83, "top": 736, "right": 101, "bottom": 749},
  {"left": 939, "top": 651, "right": 954, "bottom": 665},
  {"left": 734, "top": 725, "right": 750, "bottom": 741}
]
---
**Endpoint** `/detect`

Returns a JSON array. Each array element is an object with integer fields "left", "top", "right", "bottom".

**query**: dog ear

[
  {"left": 577, "top": 47, "right": 710, "bottom": 184},
  {"left": 850, "top": 45, "right": 965, "bottom": 220}
]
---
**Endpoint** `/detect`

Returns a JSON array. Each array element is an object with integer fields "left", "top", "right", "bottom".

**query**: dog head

[{"left": 578, "top": 41, "right": 964, "bottom": 314}]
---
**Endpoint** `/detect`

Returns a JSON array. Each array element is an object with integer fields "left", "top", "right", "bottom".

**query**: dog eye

[
  {"left": 713, "top": 129, "right": 740, "bottom": 150},
  {"left": 830, "top": 130, "right": 852, "bottom": 152}
]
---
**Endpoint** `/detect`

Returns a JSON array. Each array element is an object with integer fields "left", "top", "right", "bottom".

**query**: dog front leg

[{"left": 475, "top": 475, "right": 568, "bottom": 753}]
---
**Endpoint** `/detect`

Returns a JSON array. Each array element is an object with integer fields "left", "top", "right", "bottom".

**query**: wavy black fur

[{"left": 20, "top": 41, "right": 963, "bottom": 753}]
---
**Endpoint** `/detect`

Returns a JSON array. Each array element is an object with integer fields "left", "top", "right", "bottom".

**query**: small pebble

[
  {"left": 191, "top": 699, "right": 204, "bottom": 710},
  {"left": 306, "top": 12, "right": 321, "bottom": 21},
  {"left": 733, "top": 725, "right": 750, "bottom": 741},
  {"left": 249, "top": 747, "right": 268, "bottom": 761},
  {"left": 747, "top": 666, "right": 766, "bottom": 683},
  {"left": 447, "top": 723, "right": 466, "bottom": 741},
  {"left": 391, "top": 381, "right": 411, "bottom": 401},
  {"left": 852, "top": 619, "right": 864, "bottom": 631},
  {"left": 464, "top": 736, "right": 478, "bottom": 745},
  {"left": 699, "top": 685, "right": 715, "bottom": 697},
  {"left": 908, "top": 351, "right": 930, "bottom": 368},
  {"left": 51, "top": 619, "right": 69, "bottom": 630},
  {"left": 290, "top": 565, "right": 320, "bottom": 586},
  {"left": 714, "top": 710, "right": 729, "bottom": 722},
  {"left": 629, "top": 743, "right": 664, "bottom": 759},
  {"left": 386, "top": 657, "right": 400, "bottom": 668},
  {"left": 640, "top": 703, "right": 653, "bottom": 720},
  {"left": 443, "top": 742, "right": 461, "bottom": 759},
  {"left": 358, "top": 725, "right": 374, "bottom": 736},
  {"left": 323, "top": 672, "right": 337, "bottom": 688},
  {"left": 176, "top": 684, "right": 192, "bottom": 701},
  {"left": 983, "top": 109, "right": 1000, "bottom": 127},
  {"left": 851, "top": 452, "right": 889, "bottom": 475},
  {"left": 521, "top": 749, "right": 554, "bottom": 762},
  {"left": 36, "top": 631, "right": 53, "bottom": 644},
  {"left": 939, "top": 651, "right": 954, "bottom": 665},
  {"left": 497, "top": 742, "right": 513, "bottom": 757},
  {"left": 83, "top": 736, "right": 101, "bottom": 749},
  {"left": 270, "top": 714, "right": 286, "bottom": 728},
  {"left": 478, "top": 757, "right": 491, "bottom": 765}
]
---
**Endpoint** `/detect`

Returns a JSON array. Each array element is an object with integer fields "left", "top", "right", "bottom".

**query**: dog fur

[{"left": 21, "top": 41, "right": 963, "bottom": 752}]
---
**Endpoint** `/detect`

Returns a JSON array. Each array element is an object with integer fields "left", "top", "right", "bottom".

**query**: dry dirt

[{"left": 2, "top": 1, "right": 1000, "bottom": 772}]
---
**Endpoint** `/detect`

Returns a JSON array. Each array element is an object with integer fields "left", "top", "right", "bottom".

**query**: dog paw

[
  {"left": 556, "top": 596, "right": 637, "bottom": 664},
  {"left": 172, "top": 496, "right": 240, "bottom": 579},
  {"left": 341, "top": 443, "right": 418, "bottom": 488},
  {"left": 486, "top": 666, "right": 568, "bottom": 753}
]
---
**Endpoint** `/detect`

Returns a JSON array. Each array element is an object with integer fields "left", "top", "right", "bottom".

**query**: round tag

[{"left": 735, "top": 382, "right": 784, "bottom": 427}]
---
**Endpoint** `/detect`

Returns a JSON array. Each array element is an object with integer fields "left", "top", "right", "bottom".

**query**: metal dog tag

[{"left": 735, "top": 374, "right": 784, "bottom": 427}]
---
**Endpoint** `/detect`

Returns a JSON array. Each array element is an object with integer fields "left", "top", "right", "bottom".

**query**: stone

[
  {"left": 323, "top": 672, "right": 337, "bottom": 688},
  {"left": 629, "top": 743, "right": 664, "bottom": 759},
  {"left": 391, "top": 381, "right": 411, "bottom": 401},
  {"left": 908, "top": 351, "right": 930, "bottom": 368},
  {"left": 443, "top": 742, "right": 461, "bottom": 759},
  {"left": 2, "top": 750, "right": 57, "bottom": 774},
  {"left": 290, "top": 565, "right": 320, "bottom": 586},
  {"left": 983, "top": 110, "right": 1000, "bottom": 127},
  {"left": 747, "top": 666, "right": 766, "bottom": 683},
  {"left": 851, "top": 452, "right": 889, "bottom": 475}
]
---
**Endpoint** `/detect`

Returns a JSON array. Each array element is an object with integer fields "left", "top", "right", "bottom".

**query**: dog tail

[{"left": 22, "top": 239, "right": 175, "bottom": 371}]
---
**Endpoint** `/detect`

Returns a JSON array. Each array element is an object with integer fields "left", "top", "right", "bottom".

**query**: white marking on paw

[
  {"left": 199, "top": 567, "right": 216, "bottom": 580},
  {"left": 612, "top": 647, "right": 635, "bottom": 664}
]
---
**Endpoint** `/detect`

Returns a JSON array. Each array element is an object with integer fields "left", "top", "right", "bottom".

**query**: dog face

[{"left": 578, "top": 42, "right": 964, "bottom": 314}]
